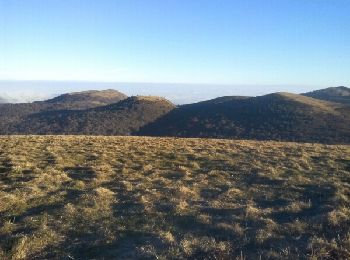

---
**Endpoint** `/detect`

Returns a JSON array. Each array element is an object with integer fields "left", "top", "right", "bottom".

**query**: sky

[{"left": 0, "top": 0, "right": 349, "bottom": 102}]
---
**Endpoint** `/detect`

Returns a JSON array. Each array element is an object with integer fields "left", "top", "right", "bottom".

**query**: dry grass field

[{"left": 0, "top": 136, "right": 349, "bottom": 259}]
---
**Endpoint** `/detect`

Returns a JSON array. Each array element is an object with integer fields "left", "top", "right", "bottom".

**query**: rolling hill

[
  {"left": 138, "top": 92, "right": 350, "bottom": 144},
  {"left": 0, "top": 89, "right": 128, "bottom": 134},
  {"left": 38, "top": 89, "right": 127, "bottom": 109},
  {"left": 11, "top": 96, "right": 175, "bottom": 135},
  {"left": 302, "top": 86, "right": 350, "bottom": 105},
  {"left": 0, "top": 87, "right": 349, "bottom": 144}
]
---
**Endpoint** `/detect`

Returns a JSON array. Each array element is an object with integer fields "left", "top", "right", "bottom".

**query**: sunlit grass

[{"left": 0, "top": 136, "right": 349, "bottom": 259}]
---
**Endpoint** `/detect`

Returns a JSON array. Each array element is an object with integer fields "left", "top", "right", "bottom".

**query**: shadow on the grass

[{"left": 64, "top": 166, "right": 97, "bottom": 182}]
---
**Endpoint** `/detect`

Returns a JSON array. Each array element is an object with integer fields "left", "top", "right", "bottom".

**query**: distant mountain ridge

[
  {"left": 302, "top": 86, "right": 350, "bottom": 105},
  {"left": 0, "top": 87, "right": 349, "bottom": 144}
]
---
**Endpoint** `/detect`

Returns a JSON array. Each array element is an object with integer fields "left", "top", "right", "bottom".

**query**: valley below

[{"left": 0, "top": 136, "right": 349, "bottom": 259}]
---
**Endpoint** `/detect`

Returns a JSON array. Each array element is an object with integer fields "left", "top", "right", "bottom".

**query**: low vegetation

[
  {"left": 0, "top": 136, "right": 349, "bottom": 259},
  {"left": 16, "top": 96, "right": 175, "bottom": 135},
  {"left": 0, "top": 89, "right": 127, "bottom": 134},
  {"left": 139, "top": 92, "right": 350, "bottom": 144},
  {"left": 303, "top": 86, "right": 350, "bottom": 105},
  {"left": 1, "top": 87, "right": 350, "bottom": 144}
]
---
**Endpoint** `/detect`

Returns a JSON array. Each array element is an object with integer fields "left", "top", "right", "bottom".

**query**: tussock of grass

[{"left": 0, "top": 136, "right": 349, "bottom": 259}]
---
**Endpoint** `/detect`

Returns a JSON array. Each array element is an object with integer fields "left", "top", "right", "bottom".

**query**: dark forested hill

[
  {"left": 138, "top": 92, "right": 350, "bottom": 144},
  {"left": 302, "top": 86, "right": 350, "bottom": 105},
  {"left": 0, "top": 89, "right": 127, "bottom": 134},
  {"left": 0, "top": 88, "right": 349, "bottom": 144},
  {"left": 8, "top": 96, "right": 175, "bottom": 135}
]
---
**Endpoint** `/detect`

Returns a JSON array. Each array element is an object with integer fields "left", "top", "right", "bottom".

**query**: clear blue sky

[{"left": 0, "top": 0, "right": 349, "bottom": 86}]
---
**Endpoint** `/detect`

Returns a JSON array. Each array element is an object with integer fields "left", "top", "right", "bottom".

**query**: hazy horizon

[{"left": 0, "top": 80, "right": 332, "bottom": 104}]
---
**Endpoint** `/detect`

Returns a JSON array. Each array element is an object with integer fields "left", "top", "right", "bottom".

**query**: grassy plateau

[{"left": 0, "top": 136, "right": 349, "bottom": 259}]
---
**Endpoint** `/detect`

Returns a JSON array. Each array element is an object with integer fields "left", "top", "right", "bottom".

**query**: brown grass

[{"left": 0, "top": 136, "right": 349, "bottom": 259}]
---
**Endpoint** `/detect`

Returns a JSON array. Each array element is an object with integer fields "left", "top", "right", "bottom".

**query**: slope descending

[
  {"left": 13, "top": 96, "right": 175, "bottom": 135},
  {"left": 302, "top": 86, "right": 350, "bottom": 105},
  {"left": 138, "top": 92, "right": 350, "bottom": 144},
  {"left": 0, "top": 103, "right": 53, "bottom": 134}
]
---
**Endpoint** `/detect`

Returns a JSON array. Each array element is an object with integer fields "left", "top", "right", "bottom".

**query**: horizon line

[{"left": 0, "top": 79, "right": 333, "bottom": 88}]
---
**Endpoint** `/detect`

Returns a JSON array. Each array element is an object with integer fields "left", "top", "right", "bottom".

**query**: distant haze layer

[{"left": 0, "top": 81, "right": 327, "bottom": 104}]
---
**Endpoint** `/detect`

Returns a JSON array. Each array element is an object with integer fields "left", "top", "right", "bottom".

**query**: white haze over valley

[{"left": 0, "top": 81, "right": 326, "bottom": 105}]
